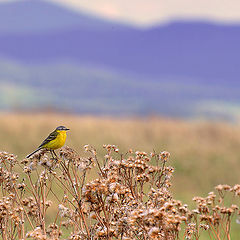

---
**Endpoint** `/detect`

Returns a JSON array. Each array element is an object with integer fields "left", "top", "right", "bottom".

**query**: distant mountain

[
  {"left": 1, "top": 21, "right": 240, "bottom": 83},
  {"left": 0, "top": 0, "right": 130, "bottom": 33},
  {"left": 0, "top": 0, "right": 240, "bottom": 119}
]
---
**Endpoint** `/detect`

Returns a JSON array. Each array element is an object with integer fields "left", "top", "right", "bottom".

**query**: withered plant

[{"left": 0, "top": 146, "right": 239, "bottom": 239}]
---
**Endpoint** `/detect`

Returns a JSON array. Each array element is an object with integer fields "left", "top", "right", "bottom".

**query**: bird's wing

[{"left": 38, "top": 130, "right": 58, "bottom": 148}]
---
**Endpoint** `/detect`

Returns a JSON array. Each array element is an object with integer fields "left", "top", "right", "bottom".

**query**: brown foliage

[{"left": 0, "top": 146, "right": 239, "bottom": 239}]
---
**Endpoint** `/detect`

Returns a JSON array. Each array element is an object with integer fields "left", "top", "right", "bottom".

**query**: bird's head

[{"left": 56, "top": 126, "right": 70, "bottom": 132}]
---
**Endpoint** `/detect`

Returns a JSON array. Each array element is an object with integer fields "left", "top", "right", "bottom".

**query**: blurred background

[
  {"left": 1, "top": 0, "right": 240, "bottom": 119},
  {"left": 1, "top": 0, "right": 240, "bottom": 232}
]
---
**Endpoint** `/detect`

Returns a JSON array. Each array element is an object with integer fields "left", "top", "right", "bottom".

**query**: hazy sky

[{"left": 1, "top": 0, "right": 240, "bottom": 26}]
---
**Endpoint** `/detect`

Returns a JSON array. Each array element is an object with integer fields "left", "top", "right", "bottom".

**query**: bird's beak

[{"left": 65, "top": 128, "right": 70, "bottom": 131}]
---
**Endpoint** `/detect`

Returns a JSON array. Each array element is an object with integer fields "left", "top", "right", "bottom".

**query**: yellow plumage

[
  {"left": 26, "top": 126, "right": 70, "bottom": 158},
  {"left": 42, "top": 130, "right": 67, "bottom": 150}
]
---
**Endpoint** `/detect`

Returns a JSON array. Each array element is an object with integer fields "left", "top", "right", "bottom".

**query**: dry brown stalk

[{"left": 0, "top": 147, "right": 239, "bottom": 239}]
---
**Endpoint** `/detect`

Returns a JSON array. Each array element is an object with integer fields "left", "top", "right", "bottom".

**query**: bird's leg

[
  {"left": 53, "top": 150, "right": 58, "bottom": 160},
  {"left": 50, "top": 150, "right": 55, "bottom": 159},
  {"left": 53, "top": 150, "right": 61, "bottom": 163}
]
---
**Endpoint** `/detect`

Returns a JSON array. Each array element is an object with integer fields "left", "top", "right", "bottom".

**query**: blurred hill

[
  {"left": 0, "top": 0, "right": 129, "bottom": 33},
  {"left": 0, "top": 0, "right": 240, "bottom": 119}
]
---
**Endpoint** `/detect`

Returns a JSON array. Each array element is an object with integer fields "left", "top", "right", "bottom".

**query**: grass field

[
  {"left": 1, "top": 112, "right": 240, "bottom": 197},
  {"left": 0, "top": 112, "right": 240, "bottom": 239}
]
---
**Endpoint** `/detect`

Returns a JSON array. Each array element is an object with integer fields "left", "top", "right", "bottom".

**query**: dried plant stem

[
  {"left": 0, "top": 147, "right": 240, "bottom": 239},
  {"left": 13, "top": 185, "right": 34, "bottom": 230},
  {"left": 77, "top": 201, "right": 91, "bottom": 239}
]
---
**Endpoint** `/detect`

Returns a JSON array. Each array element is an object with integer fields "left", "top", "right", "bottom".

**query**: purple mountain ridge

[
  {"left": 0, "top": 0, "right": 132, "bottom": 33},
  {"left": 1, "top": 21, "right": 240, "bottom": 84},
  {"left": 0, "top": 0, "right": 240, "bottom": 118}
]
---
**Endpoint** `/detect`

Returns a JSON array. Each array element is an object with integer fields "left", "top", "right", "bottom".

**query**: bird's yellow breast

[{"left": 44, "top": 130, "right": 67, "bottom": 150}]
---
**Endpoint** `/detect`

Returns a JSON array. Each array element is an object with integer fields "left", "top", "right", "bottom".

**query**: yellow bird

[{"left": 26, "top": 126, "right": 70, "bottom": 158}]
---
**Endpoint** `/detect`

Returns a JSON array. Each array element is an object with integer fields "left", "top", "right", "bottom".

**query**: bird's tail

[{"left": 26, "top": 148, "right": 41, "bottom": 158}]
